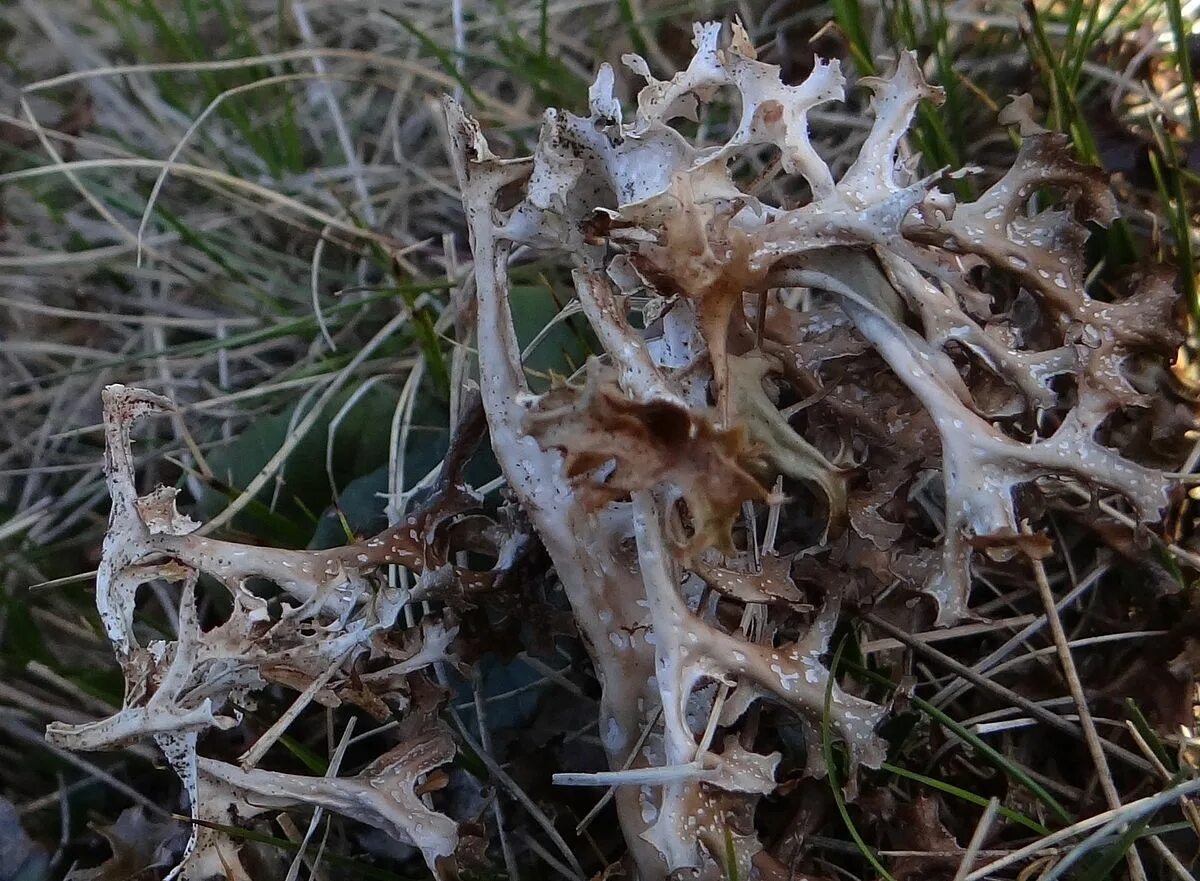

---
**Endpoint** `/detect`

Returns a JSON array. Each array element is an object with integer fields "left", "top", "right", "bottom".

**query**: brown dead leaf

[
  {"left": 65, "top": 808, "right": 185, "bottom": 881},
  {"left": 887, "top": 795, "right": 963, "bottom": 881},
  {"left": 526, "top": 362, "right": 770, "bottom": 553}
]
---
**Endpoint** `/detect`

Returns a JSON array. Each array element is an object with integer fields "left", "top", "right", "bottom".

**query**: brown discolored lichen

[{"left": 525, "top": 361, "right": 771, "bottom": 554}]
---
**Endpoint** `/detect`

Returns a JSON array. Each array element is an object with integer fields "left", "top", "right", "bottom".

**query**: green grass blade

[
  {"left": 879, "top": 761, "right": 1050, "bottom": 835},
  {"left": 381, "top": 12, "right": 483, "bottom": 107},
  {"left": 1125, "top": 699, "right": 1175, "bottom": 773},
  {"left": 723, "top": 825, "right": 741, "bottom": 881},
  {"left": 1147, "top": 133, "right": 1199, "bottom": 319},
  {"left": 845, "top": 658, "right": 1075, "bottom": 825},
  {"left": 617, "top": 0, "right": 652, "bottom": 63},
  {"left": 1164, "top": 0, "right": 1200, "bottom": 138},
  {"left": 832, "top": 0, "right": 877, "bottom": 75},
  {"left": 824, "top": 639, "right": 898, "bottom": 881},
  {"left": 1073, "top": 816, "right": 1151, "bottom": 881},
  {"left": 278, "top": 733, "right": 329, "bottom": 774}
]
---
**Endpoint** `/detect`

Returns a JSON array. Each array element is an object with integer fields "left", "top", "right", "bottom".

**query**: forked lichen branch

[{"left": 52, "top": 19, "right": 1182, "bottom": 881}]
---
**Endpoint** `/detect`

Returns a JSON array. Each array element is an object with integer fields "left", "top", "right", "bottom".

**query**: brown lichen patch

[{"left": 526, "top": 364, "right": 770, "bottom": 554}]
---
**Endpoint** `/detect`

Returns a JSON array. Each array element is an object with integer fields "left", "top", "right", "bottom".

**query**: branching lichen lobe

[
  {"left": 54, "top": 19, "right": 1186, "bottom": 881},
  {"left": 447, "top": 19, "right": 1182, "bottom": 877}
]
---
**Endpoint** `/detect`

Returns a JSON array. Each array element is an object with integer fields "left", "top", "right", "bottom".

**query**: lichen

[
  {"left": 446, "top": 19, "right": 1179, "bottom": 877},
  {"left": 53, "top": 20, "right": 1182, "bottom": 881}
]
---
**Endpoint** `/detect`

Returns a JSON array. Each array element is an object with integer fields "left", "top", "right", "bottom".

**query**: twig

[
  {"left": 1025, "top": 529, "right": 1147, "bottom": 881},
  {"left": 862, "top": 612, "right": 1152, "bottom": 773},
  {"left": 239, "top": 647, "right": 357, "bottom": 768},
  {"left": 282, "top": 717, "right": 355, "bottom": 881},
  {"left": 449, "top": 709, "right": 586, "bottom": 881},
  {"left": 965, "top": 778, "right": 1200, "bottom": 880},
  {"left": 575, "top": 706, "right": 663, "bottom": 835},
  {"left": 473, "top": 668, "right": 520, "bottom": 881},
  {"left": 0, "top": 714, "right": 172, "bottom": 819},
  {"left": 953, "top": 798, "right": 998, "bottom": 881}
]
